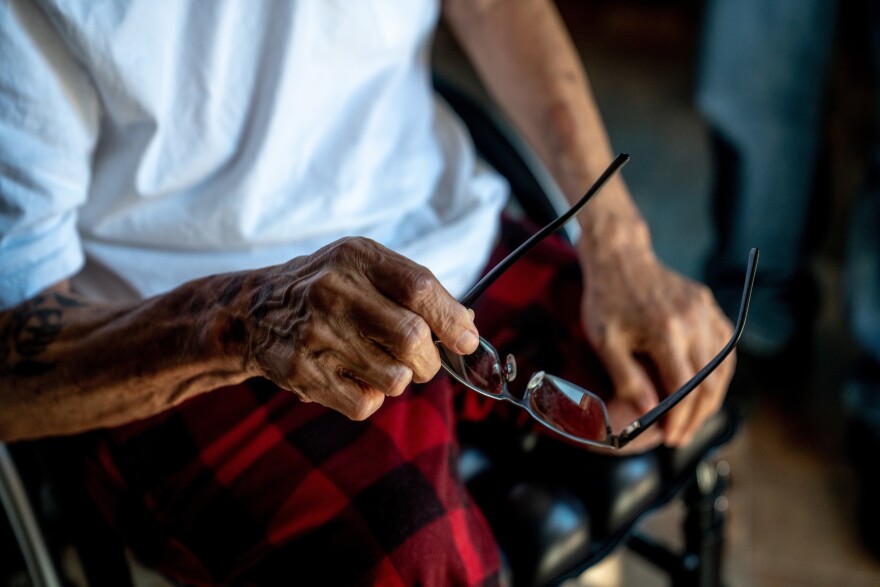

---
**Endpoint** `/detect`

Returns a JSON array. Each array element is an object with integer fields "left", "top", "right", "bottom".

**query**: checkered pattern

[{"left": 80, "top": 217, "right": 606, "bottom": 586}]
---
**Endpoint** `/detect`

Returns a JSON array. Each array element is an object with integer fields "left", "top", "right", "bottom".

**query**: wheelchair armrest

[
  {"left": 0, "top": 442, "right": 62, "bottom": 587},
  {"left": 459, "top": 409, "right": 739, "bottom": 587}
]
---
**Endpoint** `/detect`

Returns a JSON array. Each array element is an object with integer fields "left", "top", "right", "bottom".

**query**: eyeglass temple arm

[
  {"left": 617, "top": 247, "right": 760, "bottom": 447},
  {"left": 459, "top": 153, "right": 630, "bottom": 308}
]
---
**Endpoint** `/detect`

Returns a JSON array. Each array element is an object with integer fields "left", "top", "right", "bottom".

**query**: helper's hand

[
  {"left": 234, "top": 237, "right": 479, "bottom": 420},
  {"left": 579, "top": 243, "right": 735, "bottom": 448}
]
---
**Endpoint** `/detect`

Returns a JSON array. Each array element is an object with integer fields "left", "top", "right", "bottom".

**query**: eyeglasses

[{"left": 438, "top": 153, "right": 758, "bottom": 449}]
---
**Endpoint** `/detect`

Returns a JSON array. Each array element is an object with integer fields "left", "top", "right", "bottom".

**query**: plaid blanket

[{"left": 81, "top": 217, "right": 602, "bottom": 586}]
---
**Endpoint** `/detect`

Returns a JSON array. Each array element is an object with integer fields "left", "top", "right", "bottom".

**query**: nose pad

[
  {"left": 504, "top": 354, "right": 517, "bottom": 382},
  {"left": 526, "top": 371, "right": 546, "bottom": 392}
]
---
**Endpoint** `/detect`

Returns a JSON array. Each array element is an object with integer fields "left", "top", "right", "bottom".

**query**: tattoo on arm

[{"left": 0, "top": 292, "right": 86, "bottom": 377}]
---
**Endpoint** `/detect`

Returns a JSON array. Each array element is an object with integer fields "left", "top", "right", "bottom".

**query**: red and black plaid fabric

[{"left": 80, "top": 217, "right": 608, "bottom": 586}]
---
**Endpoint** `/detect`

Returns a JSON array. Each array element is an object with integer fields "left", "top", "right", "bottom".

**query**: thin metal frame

[
  {"left": 440, "top": 152, "right": 759, "bottom": 449},
  {"left": 442, "top": 250, "right": 757, "bottom": 449}
]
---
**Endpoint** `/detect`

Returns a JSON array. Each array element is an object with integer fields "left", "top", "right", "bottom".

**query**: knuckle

[
  {"left": 385, "top": 366, "right": 413, "bottom": 396},
  {"left": 336, "top": 235, "right": 364, "bottom": 252},
  {"left": 397, "top": 316, "right": 431, "bottom": 356},
  {"left": 695, "top": 282, "right": 714, "bottom": 303},
  {"left": 400, "top": 267, "right": 436, "bottom": 305},
  {"left": 330, "top": 236, "right": 373, "bottom": 265},
  {"left": 412, "top": 350, "right": 441, "bottom": 384},
  {"left": 349, "top": 394, "right": 383, "bottom": 421},
  {"left": 595, "top": 331, "right": 624, "bottom": 358},
  {"left": 616, "top": 375, "right": 646, "bottom": 400},
  {"left": 295, "top": 321, "right": 327, "bottom": 350},
  {"left": 308, "top": 270, "right": 342, "bottom": 303},
  {"left": 660, "top": 315, "right": 682, "bottom": 340}
]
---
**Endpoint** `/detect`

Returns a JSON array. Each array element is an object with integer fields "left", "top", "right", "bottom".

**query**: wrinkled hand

[
  {"left": 580, "top": 245, "right": 734, "bottom": 448},
  {"left": 234, "top": 237, "right": 479, "bottom": 420}
]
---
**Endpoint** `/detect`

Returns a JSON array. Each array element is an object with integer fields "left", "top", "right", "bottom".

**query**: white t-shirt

[{"left": 0, "top": 0, "right": 507, "bottom": 308}]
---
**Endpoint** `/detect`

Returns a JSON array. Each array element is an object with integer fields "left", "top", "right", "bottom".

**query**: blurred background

[{"left": 435, "top": 0, "right": 880, "bottom": 585}]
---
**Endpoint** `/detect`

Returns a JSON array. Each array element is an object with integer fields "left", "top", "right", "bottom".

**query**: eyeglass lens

[
  {"left": 526, "top": 374, "right": 611, "bottom": 442},
  {"left": 439, "top": 340, "right": 612, "bottom": 443},
  {"left": 438, "top": 340, "right": 506, "bottom": 396}
]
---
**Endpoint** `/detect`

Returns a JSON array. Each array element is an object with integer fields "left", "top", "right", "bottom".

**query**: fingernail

[
  {"left": 456, "top": 329, "right": 479, "bottom": 352},
  {"left": 468, "top": 308, "right": 475, "bottom": 321}
]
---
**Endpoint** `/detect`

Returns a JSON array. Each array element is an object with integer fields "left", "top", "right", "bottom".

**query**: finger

[
  {"left": 663, "top": 390, "right": 699, "bottom": 447},
  {"left": 296, "top": 359, "right": 387, "bottom": 421},
  {"left": 349, "top": 291, "right": 440, "bottom": 383},
  {"left": 366, "top": 249, "right": 478, "bottom": 355},
  {"left": 594, "top": 331, "right": 657, "bottom": 413},
  {"left": 331, "top": 379, "right": 387, "bottom": 421},
  {"left": 676, "top": 330, "right": 737, "bottom": 445},
  {"left": 653, "top": 336, "right": 698, "bottom": 446},
  {"left": 330, "top": 342, "right": 415, "bottom": 397}
]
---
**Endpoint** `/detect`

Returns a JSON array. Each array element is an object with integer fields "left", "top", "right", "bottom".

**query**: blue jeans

[
  {"left": 697, "top": 0, "right": 880, "bottom": 370},
  {"left": 697, "top": 0, "right": 838, "bottom": 355},
  {"left": 847, "top": 6, "right": 880, "bottom": 367}
]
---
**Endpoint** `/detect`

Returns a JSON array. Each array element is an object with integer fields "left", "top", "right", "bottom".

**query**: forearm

[
  {"left": 0, "top": 236, "right": 483, "bottom": 441},
  {"left": 0, "top": 276, "right": 250, "bottom": 441},
  {"left": 443, "top": 0, "right": 652, "bottom": 253}
]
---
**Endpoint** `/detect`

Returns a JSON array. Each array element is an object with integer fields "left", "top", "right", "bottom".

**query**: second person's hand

[{"left": 579, "top": 242, "right": 735, "bottom": 448}]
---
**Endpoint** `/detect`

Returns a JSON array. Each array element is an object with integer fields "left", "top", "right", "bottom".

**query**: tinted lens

[
  {"left": 527, "top": 374, "right": 611, "bottom": 442},
  {"left": 438, "top": 340, "right": 506, "bottom": 396}
]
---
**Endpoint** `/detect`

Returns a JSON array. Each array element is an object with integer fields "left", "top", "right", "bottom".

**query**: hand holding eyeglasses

[
  {"left": 575, "top": 162, "right": 745, "bottom": 448},
  {"left": 244, "top": 237, "right": 479, "bottom": 421},
  {"left": 581, "top": 247, "right": 740, "bottom": 448}
]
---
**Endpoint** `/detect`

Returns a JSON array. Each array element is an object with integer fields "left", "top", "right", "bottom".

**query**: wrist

[
  {"left": 576, "top": 213, "right": 655, "bottom": 270},
  {"left": 184, "top": 270, "right": 259, "bottom": 377},
  {"left": 557, "top": 167, "right": 652, "bottom": 250}
]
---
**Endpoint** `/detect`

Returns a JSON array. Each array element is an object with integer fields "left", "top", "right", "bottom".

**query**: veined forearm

[
  {"left": 443, "top": 0, "right": 651, "bottom": 250},
  {"left": 0, "top": 237, "right": 483, "bottom": 440},
  {"left": 0, "top": 277, "right": 249, "bottom": 441}
]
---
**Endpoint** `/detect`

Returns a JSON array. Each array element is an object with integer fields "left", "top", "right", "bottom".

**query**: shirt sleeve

[{"left": 0, "top": 0, "right": 100, "bottom": 309}]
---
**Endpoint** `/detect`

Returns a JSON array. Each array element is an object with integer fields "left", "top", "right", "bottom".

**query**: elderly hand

[
  {"left": 579, "top": 241, "right": 735, "bottom": 448},
  {"left": 230, "top": 237, "right": 479, "bottom": 421}
]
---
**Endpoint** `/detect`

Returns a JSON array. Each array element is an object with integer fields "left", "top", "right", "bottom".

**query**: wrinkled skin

[
  {"left": 237, "top": 237, "right": 480, "bottom": 421},
  {"left": 0, "top": 237, "right": 480, "bottom": 440}
]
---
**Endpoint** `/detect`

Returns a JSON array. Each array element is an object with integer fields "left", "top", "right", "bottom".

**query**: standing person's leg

[
  {"left": 846, "top": 1, "right": 880, "bottom": 374},
  {"left": 843, "top": 1, "right": 880, "bottom": 556},
  {"left": 697, "top": 0, "right": 838, "bottom": 356}
]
